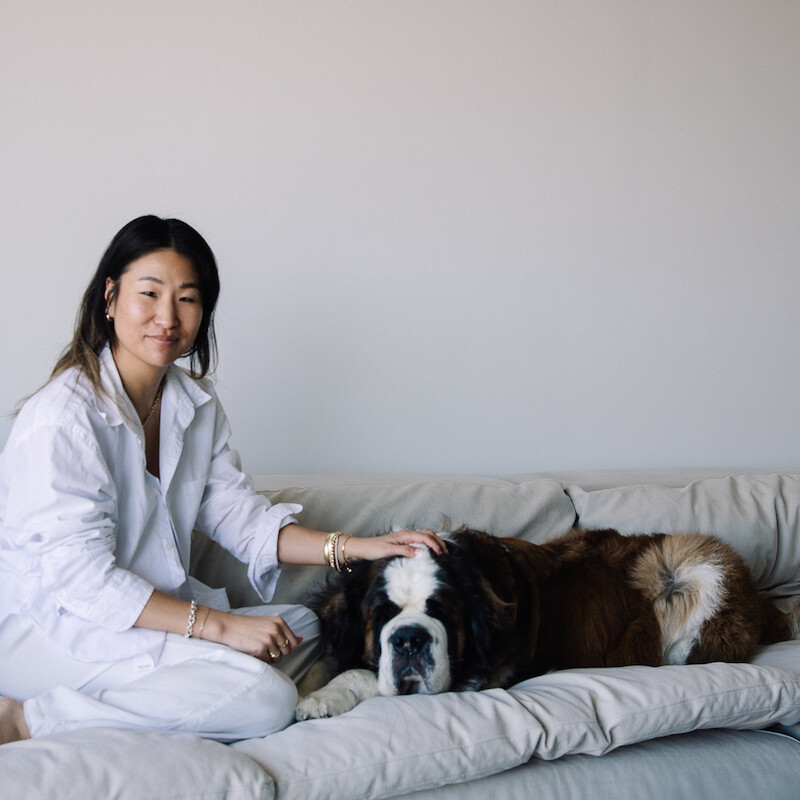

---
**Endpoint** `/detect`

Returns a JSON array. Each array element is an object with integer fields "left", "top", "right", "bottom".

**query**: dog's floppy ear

[
  {"left": 313, "top": 559, "right": 380, "bottom": 672},
  {"left": 467, "top": 575, "right": 517, "bottom": 674},
  {"left": 451, "top": 530, "right": 539, "bottom": 686}
]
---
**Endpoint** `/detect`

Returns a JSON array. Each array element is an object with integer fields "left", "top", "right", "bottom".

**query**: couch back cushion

[
  {"left": 192, "top": 478, "right": 576, "bottom": 607},
  {"left": 569, "top": 473, "right": 800, "bottom": 597}
]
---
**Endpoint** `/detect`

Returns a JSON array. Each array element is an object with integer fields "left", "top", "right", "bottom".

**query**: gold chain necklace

[{"left": 141, "top": 383, "right": 164, "bottom": 427}]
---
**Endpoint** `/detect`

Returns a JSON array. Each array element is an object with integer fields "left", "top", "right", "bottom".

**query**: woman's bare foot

[{"left": 0, "top": 697, "right": 30, "bottom": 745}]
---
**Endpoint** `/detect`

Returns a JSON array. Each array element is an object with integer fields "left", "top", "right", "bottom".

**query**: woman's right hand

[
  {"left": 134, "top": 590, "right": 301, "bottom": 664},
  {"left": 201, "top": 609, "right": 301, "bottom": 664}
]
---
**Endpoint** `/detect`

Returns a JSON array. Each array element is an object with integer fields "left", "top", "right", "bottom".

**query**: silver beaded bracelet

[{"left": 184, "top": 599, "right": 198, "bottom": 638}]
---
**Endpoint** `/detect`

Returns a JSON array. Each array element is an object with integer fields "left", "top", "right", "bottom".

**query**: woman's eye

[
  {"left": 180, "top": 296, "right": 199, "bottom": 303},
  {"left": 141, "top": 291, "right": 157, "bottom": 298}
]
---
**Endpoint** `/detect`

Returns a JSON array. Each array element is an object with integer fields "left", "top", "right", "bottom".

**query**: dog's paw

[
  {"left": 295, "top": 668, "right": 380, "bottom": 721},
  {"left": 295, "top": 688, "right": 354, "bottom": 720}
]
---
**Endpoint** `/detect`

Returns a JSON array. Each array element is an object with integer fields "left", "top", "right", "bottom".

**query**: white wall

[{"left": 2, "top": 1, "right": 799, "bottom": 475}]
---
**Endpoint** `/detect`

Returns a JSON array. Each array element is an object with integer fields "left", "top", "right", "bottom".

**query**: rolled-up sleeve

[
  {"left": 194, "top": 402, "right": 301, "bottom": 602},
  {"left": 3, "top": 423, "right": 154, "bottom": 631}
]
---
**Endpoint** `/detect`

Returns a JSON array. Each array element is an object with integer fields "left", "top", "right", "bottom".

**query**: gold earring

[{"left": 105, "top": 308, "right": 113, "bottom": 322}]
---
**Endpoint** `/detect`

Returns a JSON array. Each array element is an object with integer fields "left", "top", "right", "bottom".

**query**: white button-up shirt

[{"left": 0, "top": 348, "right": 300, "bottom": 663}]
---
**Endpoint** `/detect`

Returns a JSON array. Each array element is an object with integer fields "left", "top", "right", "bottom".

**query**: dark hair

[{"left": 51, "top": 215, "right": 220, "bottom": 389}]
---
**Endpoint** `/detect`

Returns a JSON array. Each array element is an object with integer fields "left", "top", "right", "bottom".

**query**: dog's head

[
  {"left": 371, "top": 547, "right": 452, "bottom": 695},
  {"left": 313, "top": 530, "right": 523, "bottom": 696}
]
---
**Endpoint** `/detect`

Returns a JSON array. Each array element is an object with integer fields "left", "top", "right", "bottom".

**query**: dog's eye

[
  {"left": 425, "top": 598, "right": 448, "bottom": 621},
  {"left": 372, "top": 601, "right": 401, "bottom": 630}
]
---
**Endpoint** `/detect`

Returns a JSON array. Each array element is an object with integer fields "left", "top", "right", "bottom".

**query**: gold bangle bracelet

[
  {"left": 324, "top": 531, "right": 343, "bottom": 570},
  {"left": 340, "top": 534, "right": 353, "bottom": 573},
  {"left": 196, "top": 605, "right": 211, "bottom": 639}
]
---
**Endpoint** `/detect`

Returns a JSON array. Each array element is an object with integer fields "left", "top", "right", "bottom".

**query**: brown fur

[{"left": 525, "top": 528, "right": 790, "bottom": 672}]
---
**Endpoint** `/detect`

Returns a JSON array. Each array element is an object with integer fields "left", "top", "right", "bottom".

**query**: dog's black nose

[{"left": 389, "top": 626, "right": 432, "bottom": 655}]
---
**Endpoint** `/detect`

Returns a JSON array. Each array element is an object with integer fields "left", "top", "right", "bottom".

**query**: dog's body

[{"left": 296, "top": 528, "right": 797, "bottom": 720}]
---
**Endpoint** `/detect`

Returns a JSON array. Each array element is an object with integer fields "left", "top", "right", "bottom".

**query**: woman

[{"left": 0, "top": 215, "right": 445, "bottom": 745}]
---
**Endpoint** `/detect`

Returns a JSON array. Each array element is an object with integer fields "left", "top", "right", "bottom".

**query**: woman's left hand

[{"left": 347, "top": 528, "right": 448, "bottom": 561}]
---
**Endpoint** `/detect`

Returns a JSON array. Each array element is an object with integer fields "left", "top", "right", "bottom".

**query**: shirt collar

[{"left": 95, "top": 346, "right": 214, "bottom": 429}]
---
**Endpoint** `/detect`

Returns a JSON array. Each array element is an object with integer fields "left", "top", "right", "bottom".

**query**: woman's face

[{"left": 105, "top": 249, "right": 204, "bottom": 385}]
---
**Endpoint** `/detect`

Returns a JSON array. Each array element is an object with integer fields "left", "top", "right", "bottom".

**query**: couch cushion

[
  {"left": 0, "top": 729, "right": 272, "bottom": 800},
  {"left": 387, "top": 729, "right": 800, "bottom": 800},
  {"left": 234, "top": 658, "right": 800, "bottom": 800},
  {"left": 568, "top": 473, "right": 800, "bottom": 597}
]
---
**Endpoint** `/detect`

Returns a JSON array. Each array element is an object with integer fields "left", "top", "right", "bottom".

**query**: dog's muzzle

[
  {"left": 377, "top": 613, "right": 451, "bottom": 696},
  {"left": 389, "top": 625, "right": 432, "bottom": 693}
]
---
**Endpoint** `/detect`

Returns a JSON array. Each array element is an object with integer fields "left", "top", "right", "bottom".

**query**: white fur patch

[
  {"left": 383, "top": 549, "right": 440, "bottom": 612},
  {"left": 657, "top": 561, "right": 726, "bottom": 665},
  {"left": 295, "top": 669, "right": 379, "bottom": 720},
  {"left": 377, "top": 550, "right": 451, "bottom": 695}
]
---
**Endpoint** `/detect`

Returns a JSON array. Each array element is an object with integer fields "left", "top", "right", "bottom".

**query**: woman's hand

[
  {"left": 202, "top": 610, "right": 301, "bottom": 664},
  {"left": 346, "top": 528, "right": 448, "bottom": 561},
  {"left": 134, "top": 590, "right": 300, "bottom": 664}
]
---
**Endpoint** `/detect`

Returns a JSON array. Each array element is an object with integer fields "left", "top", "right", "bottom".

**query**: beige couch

[{"left": 3, "top": 469, "right": 800, "bottom": 800}]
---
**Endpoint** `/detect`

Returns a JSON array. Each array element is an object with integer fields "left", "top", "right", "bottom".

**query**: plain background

[{"left": 2, "top": 1, "right": 798, "bottom": 475}]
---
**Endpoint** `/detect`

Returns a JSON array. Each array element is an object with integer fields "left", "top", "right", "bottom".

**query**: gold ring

[
  {"left": 280, "top": 640, "right": 290, "bottom": 649},
  {"left": 269, "top": 649, "right": 281, "bottom": 659}
]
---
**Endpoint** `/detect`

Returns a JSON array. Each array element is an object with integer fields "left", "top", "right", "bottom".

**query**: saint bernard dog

[{"left": 296, "top": 527, "right": 799, "bottom": 720}]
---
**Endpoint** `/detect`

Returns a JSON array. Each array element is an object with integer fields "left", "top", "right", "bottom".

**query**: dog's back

[{"left": 522, "top": 528, "right": 793, "bottom": 672}]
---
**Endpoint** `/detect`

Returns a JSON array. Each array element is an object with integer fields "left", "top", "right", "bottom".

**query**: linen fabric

[
  {"left": 2, "top": 604, "right": 320, "bottom": 742},
  {"left": 233, "top": 653, "right": 800, "bottom": 800},
  {"left": 387, "top": 730, "right": 800, "bottom": 800},
  {"left": 3, "top": 652, "right": 798, "bottom": 800},
  {"left": 0, "top": 729, "right": 274, "bottom": 800},
  {"left": 0, "top": 346, "right": 300, "bottom": 664}
]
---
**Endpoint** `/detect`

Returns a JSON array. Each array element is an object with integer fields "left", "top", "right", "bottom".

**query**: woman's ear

[{"left": 104, "top": 278, "right": 116, "bottom": 314}]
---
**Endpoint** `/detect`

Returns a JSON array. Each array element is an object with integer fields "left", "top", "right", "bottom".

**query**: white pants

[{"left": 0, "top": 605, "right": 321, "bottom": 742}]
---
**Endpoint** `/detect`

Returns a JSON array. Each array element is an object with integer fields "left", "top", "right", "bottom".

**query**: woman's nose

[{"left": 155, "top": 298, "right": 179, "bottom": 327}]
